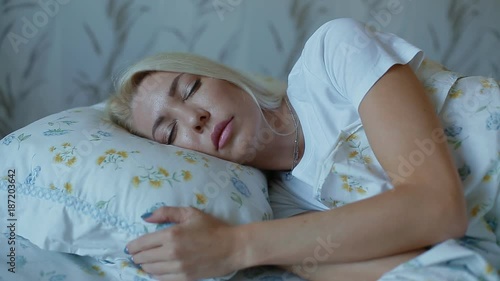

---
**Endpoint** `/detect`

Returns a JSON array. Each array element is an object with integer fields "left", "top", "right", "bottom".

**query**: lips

[{"left": 211, "top": 117, "right": 233, "bottom": 150}]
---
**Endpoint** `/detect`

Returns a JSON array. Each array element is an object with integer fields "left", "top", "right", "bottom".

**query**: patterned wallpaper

[{"left": 1, "top": 0, "right": 500, "bottom": 138}]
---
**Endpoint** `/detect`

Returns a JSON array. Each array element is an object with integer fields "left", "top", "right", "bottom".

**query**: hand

[{"left": 126, "top": 206, "right": 241, "bottom": 281}]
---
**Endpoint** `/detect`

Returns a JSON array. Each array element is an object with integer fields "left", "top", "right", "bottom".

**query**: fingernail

[
  {"left": 124, "top": 247, "right": 129, "bottom": 254},
  {"left": 141, "top": 212, "right": 153, "bottom": 219},
  {"left": 156, "top": 222, "right": 174, "bottom": 230},
  {"left": 128, "top": 257, "right": 141, "bottom": 269}
]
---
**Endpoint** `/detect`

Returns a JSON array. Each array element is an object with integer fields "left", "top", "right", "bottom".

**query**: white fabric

[
  {"left": 286, "top": 18, "right": 424, "bottom": 194},
  {"left": 270, "top": 18, "right": 500, "bottom": 280}
]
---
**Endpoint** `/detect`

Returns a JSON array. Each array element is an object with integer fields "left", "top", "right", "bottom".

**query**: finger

[
  {"left": 142, "top": 206, "right": 193, "bottom": 224},
  {"left": 141, "top": 260, "right": 182, "bottom": 276},
  {"left": 132, "top": 245, "right": 173, "bottom": 265},
  {"left": 127, "top": 231, "right": 166, "bottom": 254}
]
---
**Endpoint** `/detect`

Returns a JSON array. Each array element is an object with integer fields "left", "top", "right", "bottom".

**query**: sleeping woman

[{"left": 107, "top": 18, "right": 500, "bottom": 281}]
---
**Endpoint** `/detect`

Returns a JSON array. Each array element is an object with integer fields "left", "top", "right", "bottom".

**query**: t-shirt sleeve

[{"left": 300, "top": 18, "right": 424, "bottom": 110}]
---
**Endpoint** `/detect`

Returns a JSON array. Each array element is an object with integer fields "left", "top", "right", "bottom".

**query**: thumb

[{"left": 140, "top": 206, "right": 186, "bottom": 224}]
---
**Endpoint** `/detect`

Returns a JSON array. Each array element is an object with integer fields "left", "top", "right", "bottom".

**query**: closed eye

[
  {"left": 184, "top": 78, "right": 201, "bottom": 100},
  {"left": 166, "top": 121, "right": 177, "bottom": 145}
]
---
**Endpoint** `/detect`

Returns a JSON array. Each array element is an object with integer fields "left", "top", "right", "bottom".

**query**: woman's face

[{"left": 131, "top": 71, "right": 265, "bottom": 164}]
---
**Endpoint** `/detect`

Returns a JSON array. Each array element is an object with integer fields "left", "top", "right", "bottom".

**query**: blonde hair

[{"left": 107, "top": 52, "right": 287, "bottom": 134}]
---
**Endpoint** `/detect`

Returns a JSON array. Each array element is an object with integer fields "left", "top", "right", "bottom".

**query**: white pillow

[{"left": 0, "top": 101, "right": 272, "bottom": 274}]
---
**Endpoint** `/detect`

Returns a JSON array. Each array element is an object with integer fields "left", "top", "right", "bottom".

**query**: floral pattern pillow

[{"left": 0, "top": 102, "right": 272, "bottom": 267}]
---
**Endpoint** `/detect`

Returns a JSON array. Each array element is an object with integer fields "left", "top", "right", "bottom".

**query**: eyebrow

[{"left": 151, "top": 73, "right": 183, "bottom": 141}]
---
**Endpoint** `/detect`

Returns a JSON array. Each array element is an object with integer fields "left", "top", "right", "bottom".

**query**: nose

[{"left": 186, "top": 108, "right": 210, "bottom": 133}]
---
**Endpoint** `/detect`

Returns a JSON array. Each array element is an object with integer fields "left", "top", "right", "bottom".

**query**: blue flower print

[
  {"left": 231, "top": 177, "right": 251, "bottom": 197},
  {"left": 43, "top": 129, "right": 73, "bottom": 136},
  {"left": 486, "top": 112, "right": 500, "bottom": 130},
  {"left": 458, "top": 164, "right": 471, "bottom": 181},
  {"left": 2, "top": 134, "right": 15, "bottom": 145},
  {"left": 486, "top": 217, "right": 497, "bottom": 232},
  {"left": 24, "top": 166, "right": 41, "bottom": 185},
  {"left": 97, "top": 130, "right": 112, "bottom": 137},
  {"left": 444, "top": 125, "right": 463, "bottom": 137}
]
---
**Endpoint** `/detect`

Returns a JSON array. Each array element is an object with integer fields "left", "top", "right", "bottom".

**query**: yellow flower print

[
  {"left": 346, "top": 133, "right": 358, "bottom": 142},
  {"left": 117, "top": 151, "right": 128, "bottom": 158},
  {"left": 175, "top": 150, "right": 199, "bottom": 164},
  {"left": 50, "top": 143, "right": 78, "bottom": 167},
  {"left": 470, "top": 205, "right": 480, "bottom": 217},
  {"left": 323, "top": 198, "right": 346, "bottom": 208},
  {"left": 483, "top": 174, "right": 492, "bottom": 182},
  {"left": 64, "top": 182, "right": 73, "bottom": 194},
  {"left": 54, "top": 154, "right": 63, "bottom": 163},
  {"left": 342, "top": 183, "right": 352, "bottom": 192},
  {"left": 196, "top": 193, "right": 207, "bottom": 205},
  {"left": 97, "top": 156, "right": 106, "bottom": 165},
  {"left": 67, "top": 156, "right": 76, "bottom": 166},
  {"left": 132, "top": 176, "right": 140, "bottom": 188},
  {"left": 486, "top": 264, "right": 494, "bottom": 274},
  {"left": 356, "top": 187, "right": 367, "bottom": 194},
  {"left": 470, "top": 203, "right": 489, "bottom": 218},
  {"left": 449, "top": 88, "right": 463, "bottom": 99},
  {"left": 344, "top": 133, "right": 374, "bottom": 167},
  {"left": 185, "top": 158, "right": 196, "bottom": 164},
  {"left": 424, "top": 85, "right": 437, "bottom": 95},
  {"left": 90, "top": 265, "right": 105, "bottom": 277},
  {"left": 132, "top": 166, "right": 182, "bottom": 189},
  {"left": 340, "top": 174, "right": 367, "bottom": 194},
  {"left": 120, "top": 261, "right": 128, "bottom": 268},
  {"left": 481, "top": 154, "right": 500, "bottom": 182},
  {"left": 363, "top": 156, "right": 372, "bottom": 164},
  {"left": 159, "top": 168, "right": 170, "bottom": 177},
  {"left": 480, "top": 79, "right": 493, "bottom": 89},
  {"left": 49, "top": 183, "right": 56, "bottom": 190},
  {"left": 149, "top": 180, "right": 162, "bottom": 188},
  {"left": 97, "top": 149, "right": 135, "bottom": 170},
  {"left": 348, "top": 151, "right": 359, "bottom": 158},
  {"left": 182, "top": 170, "right": 192, "bottom": 181}
]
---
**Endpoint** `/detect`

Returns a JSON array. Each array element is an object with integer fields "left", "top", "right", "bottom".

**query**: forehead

[
  {"left": 131, "top": 71, "right": 180, "bottom": 138},
  {"left": 137, "top": 71, "right": 179, "bottom": 93}
]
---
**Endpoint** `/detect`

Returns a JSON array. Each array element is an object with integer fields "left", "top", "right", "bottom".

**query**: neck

[{"left": 247, "top": 98, "right": 304, "bottom": 171}]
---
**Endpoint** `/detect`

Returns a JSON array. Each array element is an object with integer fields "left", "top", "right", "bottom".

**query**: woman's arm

[
  {"left": 284, "top": 248, "right": 426, "bottom": 281},
  {"left": 234, "top": 64, "right": 467, "bottom": 267}
]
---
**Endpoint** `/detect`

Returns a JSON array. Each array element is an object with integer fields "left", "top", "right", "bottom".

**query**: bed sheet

[{"left": 0, "top": 234, "right": 305, "bottom": 281}]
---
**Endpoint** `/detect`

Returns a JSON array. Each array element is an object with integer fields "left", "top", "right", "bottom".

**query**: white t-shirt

[{"left": 271, "top": 18, "right": 425, "bottom": 218}]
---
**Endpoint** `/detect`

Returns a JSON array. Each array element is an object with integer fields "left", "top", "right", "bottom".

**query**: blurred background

[{"left": 1, "top": 0, "right": 500, "bottom": 138}]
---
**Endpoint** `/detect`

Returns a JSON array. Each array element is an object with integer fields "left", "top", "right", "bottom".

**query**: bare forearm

[
  {"left": 287, "top": 248, "right": 426, "bottom": 281},
  {"left": 236, "top": 183, "right": 465, "bottom": 268}
]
